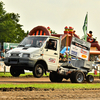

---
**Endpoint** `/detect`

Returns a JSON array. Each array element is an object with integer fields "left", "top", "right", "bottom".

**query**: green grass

[
  {"left": 0, "top": 72, "right": 12, "bottom": 76},
  {"left": 0, "top": 72, "right": 49, "bottom": 77},
  {"left": 0, "top": 72, "right": 99, "bottom": 77},
  {"left": 0, "top": 83, "right": 100, "bottom": 89},
  {"left": 0, "top": 72, "right": 33, "bottom": 77}
]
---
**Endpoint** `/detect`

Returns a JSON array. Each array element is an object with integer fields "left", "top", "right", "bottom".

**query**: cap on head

[{"left": 89, "top": 31, "right": 92, "bottom": 34}]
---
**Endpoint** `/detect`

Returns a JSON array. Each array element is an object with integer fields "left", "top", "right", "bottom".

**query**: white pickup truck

[
  {"left": 4, "top": 35, "right": 94, "bottom": 83},
  {"left": 4, "top": 35, "right": 60, "bottom": 77}
]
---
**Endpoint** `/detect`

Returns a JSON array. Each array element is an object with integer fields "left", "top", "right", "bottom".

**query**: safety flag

[{"left": 83, "top": 13, "right": 88, "bottom": 41}]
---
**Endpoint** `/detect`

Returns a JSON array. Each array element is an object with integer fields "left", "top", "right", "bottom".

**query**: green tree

[{"left": 0, "top": 1, "right": 27, "bottom": 45}]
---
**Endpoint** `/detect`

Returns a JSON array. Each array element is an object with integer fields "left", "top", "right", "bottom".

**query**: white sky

[{"left": 2, "top": 0, "right": 100, "bottom": 42}]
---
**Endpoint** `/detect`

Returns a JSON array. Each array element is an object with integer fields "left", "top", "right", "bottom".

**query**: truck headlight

[
  {"left": 22, "top": 53, "right": 30, "bottom": 57},
  {"left": 5, "top": 53, "right": 11, "bottom": 57}
]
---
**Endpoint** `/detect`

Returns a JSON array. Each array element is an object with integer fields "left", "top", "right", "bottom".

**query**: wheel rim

[
  {"left": 76, "top": 73, "right": 84, "bottom": 82},
  {"left": 35, "top": 65, "right": 43, "bottom": 77},
  {"left": 36, "top": 67, "right": 42, "bottom": 74},
  {"left": 89, "top": 76, "right": 93, "bottom": 82}
]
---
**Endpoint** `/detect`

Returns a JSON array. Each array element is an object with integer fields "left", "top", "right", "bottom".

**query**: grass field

[
  {"left": 0, "top": 72, "right": 49, "bottom": 77},
  {"left": 0, "top": 72, "right": 33, "bottom": 77},
  {"left": 0, "top": 83, "right": 100, "bottom": 89},
  {"left": 0, "top": 72, "right": 99, "bottom": 77}
]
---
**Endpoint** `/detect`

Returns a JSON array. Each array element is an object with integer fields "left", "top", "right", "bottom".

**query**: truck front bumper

[{"left": 4, "top": 57, "right": 37, "bottom": 68}]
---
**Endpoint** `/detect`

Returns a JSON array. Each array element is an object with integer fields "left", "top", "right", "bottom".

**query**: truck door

[{"left": 43, "top": 39, "right": 59, "bottom": 71}]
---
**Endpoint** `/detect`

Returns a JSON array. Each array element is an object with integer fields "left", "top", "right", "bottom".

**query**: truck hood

[{"left": 7, "top": 47, "right": 41, "bottom": 54}]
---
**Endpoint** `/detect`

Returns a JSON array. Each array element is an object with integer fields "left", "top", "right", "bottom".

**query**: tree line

[{"left": 0, "top": 1, "right": 28, "bottom": 45}]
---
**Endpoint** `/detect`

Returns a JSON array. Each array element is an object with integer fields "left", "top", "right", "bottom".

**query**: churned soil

[
  {"left": 0, "top": 76, "right": 100, "bottom": 99},
  {"left": 0, "top": 88, "right": 100, "bottom": 100}
]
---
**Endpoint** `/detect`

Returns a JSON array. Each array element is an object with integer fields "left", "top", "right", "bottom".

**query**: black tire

[
  {"left": 10, "top": 66, "right": 20, "bottom": 77},
  {"left": 70, "top": 71, "right": 75, "bottom": 83},
  {"left": 70, "top": 71, "right": 84, "bottom": 83},
  {"left": 49, "top": 71, "right": 63, "bottom": 82},
  {"left": 74, "top": 71, "right": 84, "bottom": 83},
  {"left": 65, "top": 74, "right": 70, "bottom": 80},
  {"left": 33, "top": 64, "right": 44, "bottom": 78},
  {"left": 86, "top": 75, "right": 94, "bottom": 83}
]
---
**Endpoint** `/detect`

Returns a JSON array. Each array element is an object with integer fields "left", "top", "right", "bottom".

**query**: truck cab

[{"left": 4, "top": 35, "right": 60, "bottom": 78}]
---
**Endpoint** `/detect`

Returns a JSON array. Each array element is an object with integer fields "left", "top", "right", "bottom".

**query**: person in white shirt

[{"left": 97, "top": 55, "right": 100, "bottom": 61}]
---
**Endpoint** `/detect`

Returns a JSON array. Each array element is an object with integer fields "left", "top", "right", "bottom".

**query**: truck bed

[{"left": 60, "top": 59, "right": 94, "bottom": 72}]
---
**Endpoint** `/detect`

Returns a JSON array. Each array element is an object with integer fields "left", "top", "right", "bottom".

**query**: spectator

[
  {"left": 10, "top": 47, "right": 13, "bottom": 49},
  {"left": 46, "top": 39, "right": 54, "bottom": 50},
  {"left": 59, "top": 51, "right": 68, "bottom": 62},
  {"left": 1, "top": 49, "right": 5, "bottom": 61},
  {"left": 97, "top": 55, "right": 100, "bottom": 61}
]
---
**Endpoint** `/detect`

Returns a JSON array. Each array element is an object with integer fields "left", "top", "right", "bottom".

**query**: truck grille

[
  {"left": 11, "top": 53, "right": 20, "bottom": 57},
  {"left": 8, "top": 58, "right": 19, "bottom": 64}
]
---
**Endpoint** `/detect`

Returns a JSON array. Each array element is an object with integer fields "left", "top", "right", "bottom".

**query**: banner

[
  {"left": 83, "top": 13, "right": 88, "bottom": 41},
  {"left": 69, "top": 37, "right": 91, "bottom": 60},
  {"left": 3, "top": 42, "right": 19, "bottom": 52}
]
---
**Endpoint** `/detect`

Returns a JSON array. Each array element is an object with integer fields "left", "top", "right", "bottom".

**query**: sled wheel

[
  {"left": 33, "top": 64, "right": 44, "bottom": 78},
  {"left": 10, "top": 66, "right": 20, "bottom": 77},
  {"left": 49, "top": 71, "right": 63, "bottom": 82},
  {"left": 86, "top": 75, "right": 94, "bottom": 83}
]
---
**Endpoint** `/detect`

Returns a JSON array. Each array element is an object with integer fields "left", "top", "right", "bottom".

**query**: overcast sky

[{"left": 2, "top": 0, "right": 100, "bottom": 42}]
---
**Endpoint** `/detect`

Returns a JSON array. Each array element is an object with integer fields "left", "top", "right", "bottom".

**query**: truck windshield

[{"left": 18, "top": 37, "right": 47, "bottom": 48}]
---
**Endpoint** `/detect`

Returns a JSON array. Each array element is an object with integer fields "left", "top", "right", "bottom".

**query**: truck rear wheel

[
  {"left": 70, "top": 71, "right": 84, "bottom": 83},
  {"left": 49, "top": 71, "right": 63, "bottom": 82},
  {"left": 33, "top": 64, "right": 44, "bottom": 78},
  {"left": 65, "top": 74, "right": 70, "bottom": 80},
  {"left": 10, "top": 66, "right": 21, "bottom": 77},
  {"left": 74, "top": 71, "right": 84, "bottom": 83},
  {"left": 70, "top": 71, "right": 75, "bottom": 83},
  {"left": 86, "top": 75, "right": 94, "bottom": 83}
]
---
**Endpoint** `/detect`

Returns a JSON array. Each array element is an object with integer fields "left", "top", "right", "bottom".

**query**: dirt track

[
  {"left": 0, "top": 77, "right": 100, "bottom": 99},
  {"left": 0, "top": 76, "right": 100, "bottom": 84}
]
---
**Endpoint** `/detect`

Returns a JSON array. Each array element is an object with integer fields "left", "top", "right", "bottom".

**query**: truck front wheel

[
  {"left": 49, "top": 71, "right": 63, "bottom": 82},
  {"left": 33, "top": 64, "right": 44, "bottom": 78},
  {"left": 10, "top": 66, "right": 21, "bottom": 77}
]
